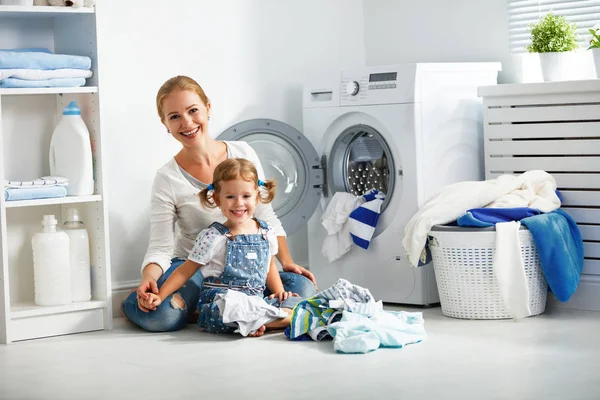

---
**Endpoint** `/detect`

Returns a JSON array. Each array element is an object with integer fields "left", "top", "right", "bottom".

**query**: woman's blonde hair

[
  {"left": 199, "top": 158, "right": 276, "bottom": 208},
  {"left": 156, "top": 75, "right": 210, "bottom": 121}
]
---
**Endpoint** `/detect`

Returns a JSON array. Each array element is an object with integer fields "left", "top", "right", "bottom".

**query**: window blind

[{"left": 508, "top": 0, "right": 600, "bottom": 52}]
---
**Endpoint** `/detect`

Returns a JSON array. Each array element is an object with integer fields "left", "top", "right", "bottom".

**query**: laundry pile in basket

[{"left": 401, "top": 170, "right": 584, "bottom": 319}]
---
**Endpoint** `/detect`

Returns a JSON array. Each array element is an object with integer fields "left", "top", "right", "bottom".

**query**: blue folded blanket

[
  {"left": 0, "top": 77, "right": 86, "bottom": 88},
  {"left": 520, "top": 210, "right": 583, "bottom": 302},
  {"left": 457, "top": 207, "right": 542, "bottom": 227},
  {"left": 0, "top": 51, "right": 91, "bottom": 70},
  {"left": 5, "top": 186, "right": 67, "bottom": 201}
]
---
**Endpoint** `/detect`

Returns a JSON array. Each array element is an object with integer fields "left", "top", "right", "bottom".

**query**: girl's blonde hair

[
  {"left": 156, "top": 75, "right": 210, "bottom": 121},
  {"left": 199, "top": 158, "right": 276, "bottom": 208}
]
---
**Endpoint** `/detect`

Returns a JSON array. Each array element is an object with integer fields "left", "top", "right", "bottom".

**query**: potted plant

[
  {"left": 588, "top": 26, "right": 600, "bottom": 78},
  {"left": 527, "top": 13, "right": 578, "bottom": 81}
]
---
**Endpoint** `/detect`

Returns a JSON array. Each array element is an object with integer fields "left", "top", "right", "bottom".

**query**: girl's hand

[
  {"left": 136, "top": 277, "right": 159, "bottom": 312},
  {"left": 146, "top": 293, "right": 163, "bottom": 309},
  {"left": 269, "top": 291, "right": 298, "bottom": 304}
]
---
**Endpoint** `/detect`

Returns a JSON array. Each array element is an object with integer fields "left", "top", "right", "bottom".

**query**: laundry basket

[{"left": 428, "top": 225, "right": 547, "bottom": 319}]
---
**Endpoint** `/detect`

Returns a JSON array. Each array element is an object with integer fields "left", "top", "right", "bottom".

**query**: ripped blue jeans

[{"left": 121, "top": 258, "right": 317, "bottom": 332}]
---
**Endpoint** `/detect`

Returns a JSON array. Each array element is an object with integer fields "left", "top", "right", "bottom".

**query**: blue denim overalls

[{"left": 197, "top": 218, "right": 271, "bottom": 333}]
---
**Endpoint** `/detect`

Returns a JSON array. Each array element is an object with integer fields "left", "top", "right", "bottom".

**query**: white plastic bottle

[
  {"left": 49, "top": 101, "right": 94, "bottom": 196},
  {"left": 63, "top": 208, "right": 92, "bottom": 302},
  {"left": 31, "top": 215, "right": 72, "bottom": 306}
]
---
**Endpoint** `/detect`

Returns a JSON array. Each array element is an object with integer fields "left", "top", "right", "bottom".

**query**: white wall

[
  {"left": 96, "top": 1, "right": 365, "bottom": 286},
  {"left": 363, "top": 0, "right": 512, "bottom": 82}
]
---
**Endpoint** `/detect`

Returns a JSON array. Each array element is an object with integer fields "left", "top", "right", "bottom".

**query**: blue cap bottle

[{"left": 63, "top": 101, "right": 81, "bottom": 116}]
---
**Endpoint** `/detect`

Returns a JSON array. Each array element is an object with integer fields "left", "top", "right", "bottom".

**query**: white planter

[
  {"left": 539, "top": 52, "right": 571, "bottom": 82},
  {"left": 592, "top": 48, "right": 600, "bottom": 79}
]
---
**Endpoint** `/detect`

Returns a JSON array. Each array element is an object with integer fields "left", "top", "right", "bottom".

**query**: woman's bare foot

[{"left": 248, "top": 325, "right": 266, "bottom": 337}]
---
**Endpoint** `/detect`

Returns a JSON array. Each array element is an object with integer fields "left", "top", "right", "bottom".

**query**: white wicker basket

[{"left": 428, "top": 225, "right": 547, "bottom": 319}]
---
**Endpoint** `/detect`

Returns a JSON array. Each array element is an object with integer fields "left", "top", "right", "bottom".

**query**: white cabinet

[
  {"left": 478, "top": 79, "right": 600, "bottom": 311},
  {"left": 0, "top": 5, "right": 112, "bottom": 343}
]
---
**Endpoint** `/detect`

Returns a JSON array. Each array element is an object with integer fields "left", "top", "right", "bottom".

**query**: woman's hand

[
  {"left": 136, "top": 276, "right": 159, "bottom": 312},
  {"left": 281, "top": 262, "right": 318, "bottom": 290},
  {"left": 269, "top": 291, "right": 298, "bottom": 304}
]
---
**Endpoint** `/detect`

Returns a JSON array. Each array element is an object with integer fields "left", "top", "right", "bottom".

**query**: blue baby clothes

[
  {"left": 348, "top": 189, "right": 385, "bottom": 249},
  {"left": 327, "top": 310, "right": 426, "bottom": 354},
  {"left": 457, "top": 207, "right": 542, "bottom": 227}
]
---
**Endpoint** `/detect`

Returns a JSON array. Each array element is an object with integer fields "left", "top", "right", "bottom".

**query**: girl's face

[
  {"left": 215, "top": 178, "right": 259, "bottom": 226},
  {"left": 161, "top": 90, "right": 211, "bottom": 146}
]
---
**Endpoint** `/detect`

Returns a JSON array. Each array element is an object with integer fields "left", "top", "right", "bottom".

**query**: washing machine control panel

[
  {"left": 345, "top": 81, "right": 360, "bottom": 96},
  {"left": 340, "top": 65, "right": 416, "bottom": 105}
]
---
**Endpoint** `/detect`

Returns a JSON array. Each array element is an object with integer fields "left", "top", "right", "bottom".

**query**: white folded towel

[
  {"left": 0, "top": 69, "right": 92, "bottom": 81},
  {"left": 5, "top": 176, "right": 69, "bottom": 188}
]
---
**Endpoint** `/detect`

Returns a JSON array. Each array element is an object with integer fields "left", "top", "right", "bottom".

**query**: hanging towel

[
  {"left": 5, "top": 176, "right": 68, "bottom": 188},
  {"left": 348, "top": 189, "right": 385, "bottom": 249},
  {"left": 0, "top": 51, "right": 91, "bottom": 70},
  {"left": 321, "top": 192, "right": 363, "bottom": 262},
  {"left": 0, "top": 77, "right": 86, "bottom": 89},
  {"left": 0, "top": 68, "right": 92, "bottom": 81},
  {"left": 521, "top": 209, "right": 584, "bottom": 302},
  {"left": 5, "top": 186, "right": 67, "bottom": 201}
]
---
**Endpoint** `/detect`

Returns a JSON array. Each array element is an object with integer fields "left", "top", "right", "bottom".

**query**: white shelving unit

[{"left": 0, "top": 6, "right": 112, "bottom": 343}]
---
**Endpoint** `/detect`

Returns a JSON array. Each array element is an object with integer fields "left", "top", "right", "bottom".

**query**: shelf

[
  {"left": 0, "top": 5, "right": 94, "bottom": 17},
  {"left": 0, "top": 86, "right": 98, "bottom": 96},
  {"left": 5, "top": 194, "right": 102, "bottom": 208},
  {"left": 11, "top": 300, "right": 107, "bottom": 319}
]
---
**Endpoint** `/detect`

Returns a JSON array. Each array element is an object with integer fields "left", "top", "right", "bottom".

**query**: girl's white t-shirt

[{"left": 188, "top": 223, "right": 279, "bottom": 279}]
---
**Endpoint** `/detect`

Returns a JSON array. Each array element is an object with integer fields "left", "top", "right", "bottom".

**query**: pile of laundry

[
  {"left": 4, "top": 176, "right": 69, "bottom": 201},
  {"left": 0, "top": 48, "right": 92, "bottom": 88},
  {"left": 401, "top": 170, "right": 584, "bottom": 318},
  {"left": 321, "top": 189, "right": 385, "bottom": 262},
  {"left": 285, "top": 279, "right": 426, "bottom": 354}
]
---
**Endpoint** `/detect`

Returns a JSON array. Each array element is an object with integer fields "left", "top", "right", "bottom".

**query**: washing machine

[{"left": 219, "top": 62, "right": 501, "bottom": 305}]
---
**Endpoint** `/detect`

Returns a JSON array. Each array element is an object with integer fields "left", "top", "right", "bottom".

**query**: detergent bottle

[
  {"left": 63, "top": 208, "right": 92, "bottom": 302},
  {"left": 49, "top": 101, "right": 94, "bottom": 196}
]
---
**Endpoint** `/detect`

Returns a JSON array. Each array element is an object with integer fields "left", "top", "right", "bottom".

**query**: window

[{"left": 508, "top": 0, "right": 600, "bottom": 52}]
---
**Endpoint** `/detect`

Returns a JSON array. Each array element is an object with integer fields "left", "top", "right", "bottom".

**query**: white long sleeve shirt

[{"left": 141, "top": 141, "right": 285, "bottom": 274}]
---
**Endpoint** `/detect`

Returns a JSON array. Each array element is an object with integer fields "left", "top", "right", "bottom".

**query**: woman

[{"left": 122, "top": 75, "right": 317, "bottom": 332}]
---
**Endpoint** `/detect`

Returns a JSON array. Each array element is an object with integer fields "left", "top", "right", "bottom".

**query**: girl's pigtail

[
  {"left": 259, "top": 179, "right": 276, "bottom": 204},
  {"left": 198, "top": 187, "right": 218, "bottom": 208}
]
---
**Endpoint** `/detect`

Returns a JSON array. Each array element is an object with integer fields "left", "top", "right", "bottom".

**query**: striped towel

[
  {"left": 348, "top": 189, "right": 385, "bottom": 249},
  {"left": 5, "top": 176, "right": 68, "bottom": 188}
]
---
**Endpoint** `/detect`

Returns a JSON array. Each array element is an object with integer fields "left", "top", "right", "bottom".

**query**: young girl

[{"left": 144, "top": 158, "right": 298, "bottom": 337}]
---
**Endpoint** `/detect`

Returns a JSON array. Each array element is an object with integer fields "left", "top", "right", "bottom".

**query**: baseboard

[
  {"left": 547, "top": 275, "right": 600, "bottom": 312},
  {"left": 111, "top": 280, "right": 138, "bottom": 318}
]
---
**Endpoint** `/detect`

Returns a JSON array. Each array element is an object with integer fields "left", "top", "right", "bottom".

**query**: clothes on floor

[{"left": 288, "top": 279, "right": 426, "bottom": 353}]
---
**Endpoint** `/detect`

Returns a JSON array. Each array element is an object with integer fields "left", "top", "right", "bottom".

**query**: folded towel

[
  {"left": 458, "top": 207, "right": 542, "bottom": 227},
  {"left": 5, "top": 176, "right": 68, "bottom": 188},
  {"left": 0, "top": 77, "right": 86, "bottom": 88},
  {"left": 521, "top": 209, "right": 584, "bottom": 302},
  {"left": 5, "top": 186, "right": 67, "bottom": 201},
  {"left": 0, "top": 69, "right": 92, "bottom": 81},
  {"left": 402, "top": 170, "right": 561, "bottom": 267},
  {"left": 348, "top": 189, "right": 385, "bottom": 249},
  {"left": 0, "top": 48, "right": 52, "bottom": 54},
  {"left": 0, "top": 51, "right": 91, "bottom": 70}
]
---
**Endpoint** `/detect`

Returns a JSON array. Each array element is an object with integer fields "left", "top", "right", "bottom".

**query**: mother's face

[{"left": 162, "top": 89, "right": 211, "bottom": 146}]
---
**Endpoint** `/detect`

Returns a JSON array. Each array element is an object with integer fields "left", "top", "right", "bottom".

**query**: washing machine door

[{"left": 218, "top": 119, "right": 323, "bottom": 235}]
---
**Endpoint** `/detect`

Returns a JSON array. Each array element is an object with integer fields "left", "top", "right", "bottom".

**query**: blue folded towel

[
  {"left": 457, "top": 207, "right": 542, "bottom": 227},
  {"left": 0, "top": 48, "right": 52, "bottom": 54},
  {"left": 5, "top": 186, "right": 67, "bottom": 201},
  {"left": 521, "top": 209, "right": 584, "bottom": 302},
  {"left": 0, "top": 51, "right": 91, "bottom": 70},
  {"left": 348, "top": 189, "right": 385, "bottom": 249},
  {"left": 0, "top": 77, "right": 86, "bottom": 88}
]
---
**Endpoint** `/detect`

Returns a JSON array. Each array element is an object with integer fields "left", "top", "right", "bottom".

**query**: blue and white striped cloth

[{"left": 348, "top": 189, "right": 385, "bottom": 249}]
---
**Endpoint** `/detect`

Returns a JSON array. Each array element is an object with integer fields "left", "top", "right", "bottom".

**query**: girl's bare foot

[{"left": 248, "top": 325, "right": 266, "bottom": 337}]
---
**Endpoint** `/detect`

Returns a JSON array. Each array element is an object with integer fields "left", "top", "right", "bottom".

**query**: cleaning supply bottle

[
  {"left": 63, "top": 208, "right": 92, "bottom": 302},
  {"left": 49, "top": 101, "right": 94, "bottom": 196},
  {"left": 31, "top": 215, "right": 72, "bottom": 306}
]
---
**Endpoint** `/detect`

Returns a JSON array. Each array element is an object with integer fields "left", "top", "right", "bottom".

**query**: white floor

[{"left": 1, "top": 305, "right": 599, "bottom": 400}]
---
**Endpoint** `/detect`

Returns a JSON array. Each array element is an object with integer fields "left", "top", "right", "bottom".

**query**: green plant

[
  {"left": 588, "top": 27, "right": 600, "bottom": 49},
  {"left": 526, "top": 13, "right": 578, "bottom": 53}
]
